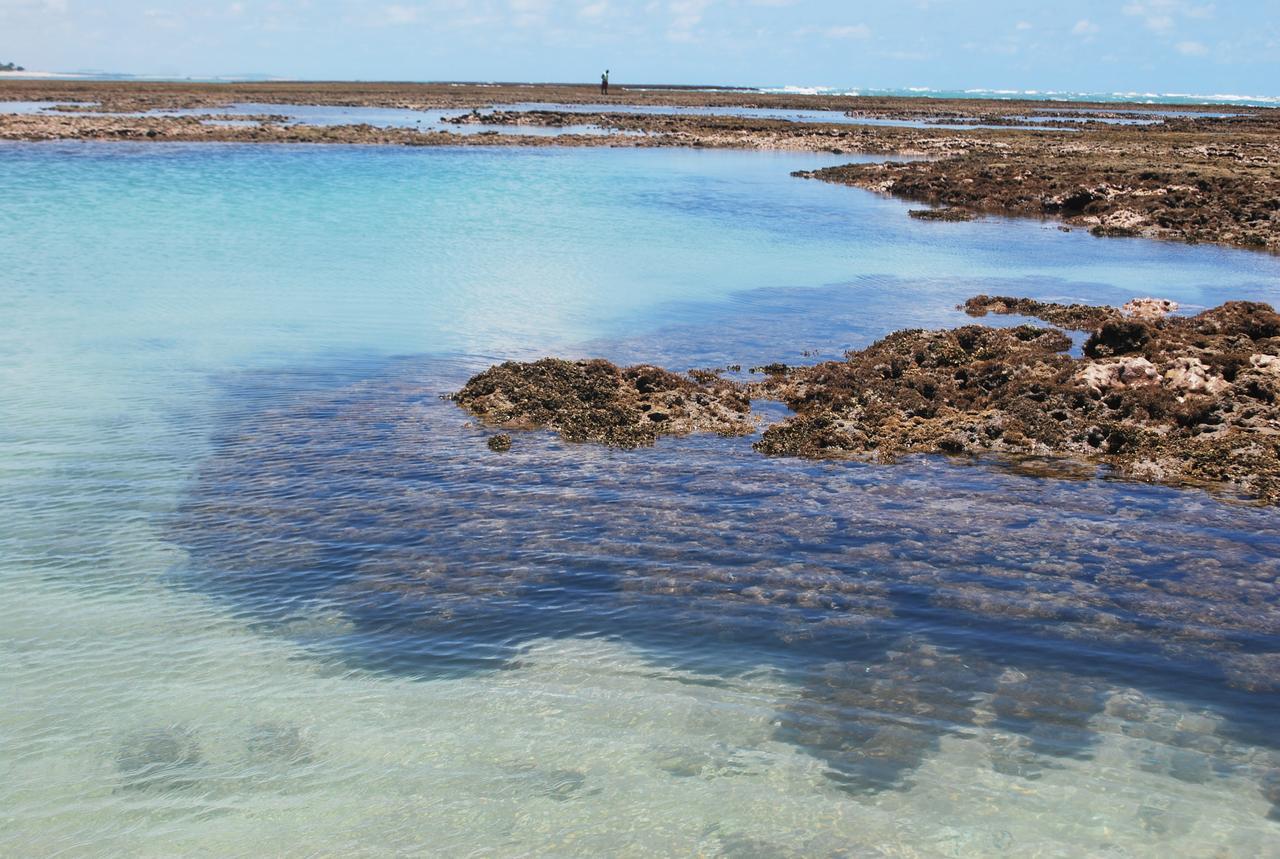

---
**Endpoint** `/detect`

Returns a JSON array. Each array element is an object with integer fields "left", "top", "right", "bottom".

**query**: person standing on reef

[{"left": 601, "top": 69, "right": 609, "bottom": 95}]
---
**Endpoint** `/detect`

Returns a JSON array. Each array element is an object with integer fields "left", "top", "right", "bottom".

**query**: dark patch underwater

[{"left": 167, "top": 280, "right": 1280, "bottom": 809}]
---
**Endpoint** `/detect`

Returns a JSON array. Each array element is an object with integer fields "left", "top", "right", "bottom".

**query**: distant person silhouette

[{"left": 601, "top": 69, "right": 609, "bottom": 95}]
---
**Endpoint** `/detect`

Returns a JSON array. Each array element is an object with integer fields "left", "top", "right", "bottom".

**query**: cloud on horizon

[{"left": 0, "top": 0, "right": 1275, "bottom": 94}]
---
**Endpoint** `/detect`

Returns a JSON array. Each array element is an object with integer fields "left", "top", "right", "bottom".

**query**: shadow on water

[{"left": 167, "top": 280, "right": 1280, "bottom": 809}]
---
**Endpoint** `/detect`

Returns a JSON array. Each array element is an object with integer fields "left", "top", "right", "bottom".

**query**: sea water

[
  {"left": 2, "top": 142, "right": 1279, "bottom": 856},
  {"left": 0, "top": 101, "right": 619, "bottom": 136}
]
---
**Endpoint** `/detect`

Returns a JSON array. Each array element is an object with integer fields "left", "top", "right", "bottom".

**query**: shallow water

[
  {"left": 2, "top": 141, "right": 1279, "bottom": 856},
  {"left": 0, "top": 101, "right": 617, "bottom": 136},
  {"left": 0, "top": 99, "right": 77, "bottom": 113},
  {"left": 0, "top": 97, "right": 1059, "bottom": 133},
  {"left": 147, "top": 103, "right": 618, "bottom": 136},
  {"left": 3, "top": 98, "right": 1232, "bottom": 133}
]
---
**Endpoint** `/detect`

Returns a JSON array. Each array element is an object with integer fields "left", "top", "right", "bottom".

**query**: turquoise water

[
  {"left": 0, "top": 99, "right": 1079, "bottom": 133},
  {"left": 0, "top": 101, "right": 618, "bottom": 136},
  {"left": 2, "top": 142, "right": 1280, "bottom": 856}
]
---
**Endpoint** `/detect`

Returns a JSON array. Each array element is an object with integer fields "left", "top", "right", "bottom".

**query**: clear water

[
  {"left": 0, "top": 101, "right": 617, "bottom": 136},
  {"left": 4, "top": 99, "right": 1248, "bottom": 133},
  {"left": 2, "top": 141, "right": 1279, "bottom": 856},
  {"left": 2, "top": 98, "right": 1064, "bottom": 133},
  {"left": 147, "top": 103, "right": 617, "bottom": 136},
  {"left": 0, "top": 99, "right": 79, "bottom": 114}
]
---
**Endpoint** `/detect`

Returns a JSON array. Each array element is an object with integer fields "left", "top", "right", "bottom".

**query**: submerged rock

[
  {"left": 176, "top": 353, "right": 1280, "bottom": 758},
  {"left": 775, "top": 640, "right": 992, "bottom": 793},
  {"left": 1262, "top": 768, "right": 1280, "bottom": 821},
  {"left": 988, "top": 669, "right": 1105, "bottom": 761},
  {"left": 116, "top": 725, "right": 203, "bottom": 791},
  {"left": 246, "top": 722, "right": 312, "bottom": 765}
]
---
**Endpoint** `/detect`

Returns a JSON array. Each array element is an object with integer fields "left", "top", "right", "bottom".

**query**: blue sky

[{"left": 2, "top": 0, "right": 1278, "bottom": 94}]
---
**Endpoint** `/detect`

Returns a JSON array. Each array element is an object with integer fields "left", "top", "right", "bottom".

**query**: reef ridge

[{"left": 455, "top": 298, "right": 1280, "bottom": 504}]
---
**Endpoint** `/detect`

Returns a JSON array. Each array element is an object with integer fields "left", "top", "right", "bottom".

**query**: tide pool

[{"left": 2, "top": 141, "right": 1279, "bottom": 856}]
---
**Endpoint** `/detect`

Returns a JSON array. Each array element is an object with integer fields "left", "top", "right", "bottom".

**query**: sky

[{"left": 2, "top": 0, "right": 1278, "bottom": 94}]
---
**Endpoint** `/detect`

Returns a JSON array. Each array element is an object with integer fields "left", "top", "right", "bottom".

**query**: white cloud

[
  {"left": 1176, "top": 39, "right": 1208, "bottom": 55},
  {"left": 1015, "top": 21, "right": 1033, "bottom": 31},
  {"left": 1071, "top": 19, "right": 1099, "bottom": 36},
  {"left": 1124, "top": 1, "right": 1216, "bottom": 32},
  {"left": 667, "top": 0, "right": 714, "bottom": 42},
  {"left": 825, "top": 24, "right": 870, "bottom": 40},
  {"left": 579, "top": 1, "right": 607, "bottom": 18},
  {"left": 508, "top": 0, "right": 550, "bottom": 29},
  {"left": 8, "top": 0, "right": 72, "bottom": 12},
  {"left": 362, "top": 3, "right": 422, "bottom": 26},
  {"left": 143, "top": 7, "right": 183, "bottom": 29},
  {"left": 879, "top": 49, "right": 931, "bottom": 62}
]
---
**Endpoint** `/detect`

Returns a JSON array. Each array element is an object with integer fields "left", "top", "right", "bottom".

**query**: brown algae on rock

[
  {"left": 908, "top": 207, "right": 975, "bottom": 222},
  {"left": 455, "top": 299, "right": 1280, "bottom": 504},
  {"left": 453, "top": 357, "right": 755, "bottom": 448},
  {"left": 755, "top": 298, "right": 1280, "bottom": 503},
  {"left": 962, "top": 294, "right": 1120, "bottom": 330}
]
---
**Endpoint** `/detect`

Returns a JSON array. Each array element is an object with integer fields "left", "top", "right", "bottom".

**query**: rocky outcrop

[
  {"left": 803, "top": 142, "right": 1280, "bottom": 252},
  {"left": 908, "top": 207, "right": 975, "bottom": 221},
  {"left": 457, "top": 300, "right": 1280, "bottom": 504},
  {"left": 453, "top": 358, "right": 755, "bottom": 448},
  {"left": 753, "top": 298, "right": 1280, "bottom": 503},
  {"left": 963, "top": 294, "right": 1119, "bottom": 330}
]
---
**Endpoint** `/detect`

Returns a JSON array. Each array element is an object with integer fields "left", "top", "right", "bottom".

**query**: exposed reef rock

[
  {"left": 961, "top": 294, "right": 1120, "bottom": 330},
  {"left": 453, "top": 358, "right": 754, "bottom": 448},
  {"left": 776, "top": 639, "right": 992, "bottom": 793},
  {"left": 116, "top": 726, "right": 203, "bottom": 791},
  {"left": 908, "top": 207, "right": 975, "bottom": 222},
  {"left": 803, "top": 144, "right": 1280, "bottom": 252},
  {"left": 457, "top": 299, "right": 1280, "bottom": 504},
  {"left": 755, "top": 298, "right": 1280, "bottom": 503},
  {"left": 1123, "top": 297, "right": 1180, "bottom": 321}
]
